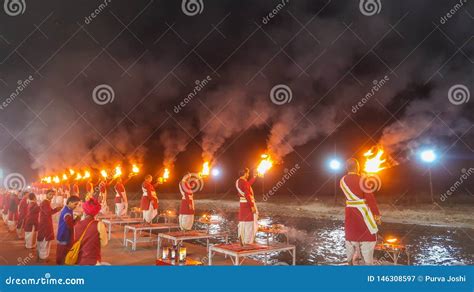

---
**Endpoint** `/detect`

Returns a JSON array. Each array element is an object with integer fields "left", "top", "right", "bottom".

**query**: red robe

[
  {"left": 37, "top": 199, "right": 61, "bottom": 241},
  {"left": 17, "top": 196, "right": 29, "bottom": 229},
  {"left": 340, "top": 173, "right": 381, "bottom": 242},
  {"left": 74, "top": 217, "right": 101, "bottom": 265},
  {"left": 2, "top": 193, "right": 10, "bottom": 215},
  {"left": 86, "top": 181, "right": 94, "bottom": 193},
  {"left": 114, "top": 183, "right": 126, "bottom": 203},
  {"left": 236, "top": 177, "right": 256, "bottom": 222},
  {"left": 179, "top": 181, "right": 194, "bottom": 215},
  {"left": 24, "top": 202, "right": 40, "bottom": 232},
  {"left": 8, "top": 194, "right": 19, "bottom": 221},
  {"left": 71, "top": 183, "right": 80, "bottom": 197},
  {"left": 140, "top": 181, "right": 158, "bottom": 210}
]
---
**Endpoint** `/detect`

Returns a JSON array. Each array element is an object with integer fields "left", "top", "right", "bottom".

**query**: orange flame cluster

[
  {"left": 200, "top": 161, "right": 210, "bottom": 177},
  {"left": 40, "top": 163, "right": 141, "bottom": 185},
  {"left": 363, "top": 148, "right": 387, "bottom": 173},
  {"left": 257, "top": 154, "right": 273, "bottom": 177}
]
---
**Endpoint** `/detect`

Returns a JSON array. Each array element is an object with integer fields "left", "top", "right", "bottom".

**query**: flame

[
  {"left": 132, "top": 164, "right": 140, "bottom": 174},
  {"left": 83, "top": 170, "right": 91, "bottom": 179},
  {"left": 163, "top": 168, "right": 170, "bottom": 181},
  {"left": 257, "top": 154, "right": 273, "bottom": 177},
  {"left": 62, "top": 174, "right": 68, "bottom": 181},
  {"left": 200, "top": 161, "right": 210, "bottom": 177},
  {"left": 363, "top": 148, "right": 387, "bottom": 173},
  {"left": 101, "top": 169, "right": 108, "bottom": 179},
  {"left": 69, "top": 169, "right": 75, "bottom": 176},
  {"left": 75, "top": 173, "right": 82, "bottom": 180},
  {"left": 386, "top": 237, "right": 398, "bottom": 244},
  {"left": 113, "top": 166, "right": 122, "bottom": 178},
  {"left": 53, "top": 176, "right": 60, "bottom": 184}
]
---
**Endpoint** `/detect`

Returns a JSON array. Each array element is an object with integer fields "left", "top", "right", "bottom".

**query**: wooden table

[
  {"left": 156, "top": 258, "right": 203, "bottom": 266},
  {"left": 156, "top": 230, "right": 229, "bottom": 258},
  {"left": 102, "top": 218, "right": 144, "bottom": 240},
  {"left": 375, "top": 243, "right": 410, "bottom": 265},
  {"left": 123, "top": 223, "right": 180, "bottom": 251},
  {"left": 208, "top": 243, "right": 296, "bottom": 266},
  {"left": 258, "top": 227, "right": 289, "bottom": 245}
]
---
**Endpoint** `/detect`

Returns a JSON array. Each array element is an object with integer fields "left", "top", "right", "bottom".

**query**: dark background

[{"left": 0, "top": 0, "right": 472, "bottom": 204}]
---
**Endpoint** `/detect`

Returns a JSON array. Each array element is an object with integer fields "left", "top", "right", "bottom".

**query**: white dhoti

[
  {"left": 7, "top": 220, "right": 16, "bottom": 232},
  {"left": 238, "top": 214, "right": 258, "bottom": 245},
  {"left": 2, "top": 213, "right": 7, "bottom": 223},
  {"left": 179, "top": 214, "right": 194, "bottom": 231},
  {"left": 25, "top": 226, "right": 37, "bottom": 249},
  {"left": 142, "top": 203, "right": 157, "bottom": 223},
  {"left": 115, "top": 202, "right": 128, "bottom": 217},
  {"left": 346, "top": 241, "right": 376, "bottom": 265},
  {"left": 16, "top": 227, "right": 24, "bottom": 239},
  {"left": 37, "top": 239, "right": 51, "bottom": 260}
]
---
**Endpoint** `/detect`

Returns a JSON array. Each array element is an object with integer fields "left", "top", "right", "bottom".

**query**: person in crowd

[
  {"left": 339, "top": 158, "right": 381, "bottom": 265},
  {"left": 73, "top": 197, "right": 108, "bottom": 265},
  {"left": 37, "top": 189, "right": 62, "bottom": 262},
  {"left": 56, "top": 196, "right": 81, "bottom": 265},
  {"left": 24, "top": 193, "right": 40, "bottom": 249},
  {"left": 235, "top": 168, "right": 258, "bottom": 245}
]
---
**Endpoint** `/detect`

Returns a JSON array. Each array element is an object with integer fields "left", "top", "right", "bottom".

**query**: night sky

[{"left": 0, "top": 0, "right": 472, "bottom": 202}]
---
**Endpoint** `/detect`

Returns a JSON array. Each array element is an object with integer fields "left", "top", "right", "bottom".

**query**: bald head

[{"left": 346, "top": 158, "right": 360, "bottom": 174}]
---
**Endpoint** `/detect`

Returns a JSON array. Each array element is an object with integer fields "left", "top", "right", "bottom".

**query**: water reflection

[{"left": 194, "top": 211, "right": 473, "bottom": 265}]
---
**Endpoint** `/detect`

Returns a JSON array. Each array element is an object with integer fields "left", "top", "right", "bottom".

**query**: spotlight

[
  {"left": 328, "top": 159, "right": 342, "bottom": 171},
  {"left": 211, "top": 168, "right": 221, "bottom": 177},
  {"left": 420, "top": 149, "right": 436, "bottom": 163}
]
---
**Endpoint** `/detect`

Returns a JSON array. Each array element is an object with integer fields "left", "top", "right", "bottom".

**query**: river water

[{"left": 194, "top": 213, "right": 474, "bottom": 265}]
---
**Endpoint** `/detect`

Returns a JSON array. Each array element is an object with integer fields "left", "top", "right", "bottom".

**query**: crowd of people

[{"left": 0, "top": 158, "right": 381, "bottom": 266}]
